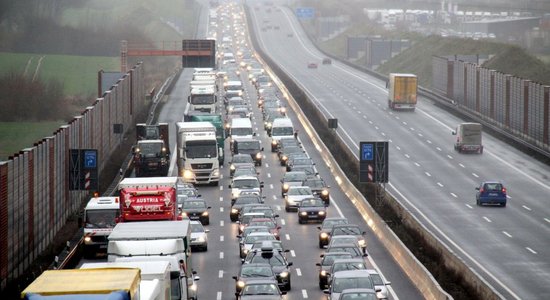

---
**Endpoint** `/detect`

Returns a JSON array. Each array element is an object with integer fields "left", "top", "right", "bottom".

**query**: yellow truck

[
  {"left": 21, "top": 268, "right": 140, "bottom": 300},
  {"left": 387, "top": 73, "right": 418, "bottom": 110}
]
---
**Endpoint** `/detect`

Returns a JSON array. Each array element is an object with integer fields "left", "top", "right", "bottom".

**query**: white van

[
  {"left": 270, "top": 118, "right": 294, "bottom": 151},
  {"left": 230, "top": 118, "right": 254, "bottom": 150}
]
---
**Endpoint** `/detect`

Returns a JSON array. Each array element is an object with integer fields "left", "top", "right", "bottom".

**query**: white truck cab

[{"left": 82, "top": 196, "right": 120, "bottom": 258}]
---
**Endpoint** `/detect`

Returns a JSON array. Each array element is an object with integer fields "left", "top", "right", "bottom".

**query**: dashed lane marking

[
  {"left": 483, "top": 216, "right": 492, "bottom": 223},
  {"left": 503, "top": 231, "right": 512, "bottom": 238},
  {"left": 526, "top": 247, "right": 537, "bottom": 254}
]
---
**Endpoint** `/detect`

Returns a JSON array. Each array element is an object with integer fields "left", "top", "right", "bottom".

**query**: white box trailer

[{"left": 81, "top": 261, "right": 171, "bottom": 300}]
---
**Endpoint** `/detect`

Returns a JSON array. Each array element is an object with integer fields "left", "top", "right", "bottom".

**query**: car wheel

[
  {"left": 476, "top": 198, "right": 480, "bottom": 206},
  {"left": 285, "top": 206, "right": 290, "bottom": 212},
  {"left": 298, "top": 219, "right": 303, "bottom": 224},
  {"left": 285, "top": 281, "right": 291, "bottom": 291},
  {"left": 319, "top": 282, "right": 325, "bottom": 290},
  {"left": 319, "top": 241, "right": 324, "bottom": 248},
  {"left": 501, "top": 202, "right": 507, "bottom": 207},
  {"left": 203, "top": 245, "right": 208, "bottom": 251}
]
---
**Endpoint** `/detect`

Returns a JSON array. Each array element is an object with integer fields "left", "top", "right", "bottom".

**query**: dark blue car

[{"left": 476, "top": 181, "right": 507, "bottom": 207}]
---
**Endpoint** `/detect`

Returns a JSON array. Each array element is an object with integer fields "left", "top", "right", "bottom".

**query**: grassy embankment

[{"left": 0, "top": 0, "right": 198, "bottom": 161}]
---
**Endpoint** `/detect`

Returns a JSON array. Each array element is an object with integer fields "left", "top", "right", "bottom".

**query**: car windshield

[
  {"left": 183, "top": 201, "right": 206, "bottom": 209},
  {"left": 293, "top": 166, "right": 315, "bottom": 175},
  {"left": 190, "top": 94, "right": 215, "bottom": 104},
  {"left": 332, "top": 276, "right": 374, "bottom": 293},
  {"left": 323, "top": 219, "right": 349, "bottom": 229},
  {"left": 138, "top": 142, "right": 163, "bottom": 155},
  {"left": 177, "top": 188, "right": 198, "bottom": 197},
  {"left": 329, "top": 246, "right": 362, "bottom": 257},
  {"left": 301, "top": 200, "right": 324, "bottom": 207},
  {"left": 250, "top": 254, "right": 286, "bottom": 266},
  {"left": 341, "top": 293, "right": 377, "bottom": 300},
  {"left": 240, "top": 266, "right": 273, "bottom": 277},
  {"left": 331, "top": 237, "right": 358, "bottom": 245},
  {"left": 272, "top": 126, "right": 293, "bottom": 136},
  {"left": 231, "top": 127, "right": 253, "bottom": 136},
  {"left": 190, "top": 223, "right": 205, "bottom": 233},
  {"left": 242, "top": 283, "right": 279, "bottom": 295},
  {"left": 244, "top": 227, "right": 270, "bottom": 235},
  {"left": 288, "top": 187, "right": 312, "bottom": 195},
  {"left": 321, "top": 254, "right": 352, "bottom": 266},
  {"left": 370, "top": 273, "right": 384, "bottom": 285},
  {"left": 333, "top": 227, "right": 362, "bottom": 236},
  {"left": 332, "top": 262, "right": 367, "bottom": 273},
  {"left": 250, "top": 209, "right": 274, "bottom": 217},
  {"left": 250, "top": 220, "right": 276, "bottom": 228},
  {"left": 233, "top": 179, "right": 260, "bottom": 188},
  {"left": 484, "top": 183, "right": 503, "bottom": 191},
  {"left": 284, "top": 172, "right": 306, "bottom": 181},
  {"left": 235, "top": 197, "right": 261, "bottom": 205},
  {"left": 292, "top": 158, "right": 312, "bottom": 165},
  {"left": 238, "top": 141, "right": 260, "bottom": 150},
  {"left": 233, "top": 155, "right": 254, "bottom": 163},
  {"left": 186, "top": 141, "right": 217, "bottom": 158},
  {"left": 245, "top": 235, "right": 276, "bottom": 243},
  {"left": 304, "top": 180, "right": 324, "bottom": 188}
]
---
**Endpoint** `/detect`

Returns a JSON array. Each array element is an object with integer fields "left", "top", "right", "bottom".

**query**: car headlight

[
  {"left": 318, "top": 211, "right": 326, "bottom": 215},
  {"left": 212, "top": 169, "right": 220, "bottom": 177},
  {"left": 230, "top": 164, "right": 236, "bottom": 170},
  {"left": 243, "top": 248, "right": 249, "bottom": 254},
  {"left": 181, "top": 212, "right": 188, "bottom": 218},
  {"left": 280, "top": 107, "right": 286, "bottom": 113},
  {"left": 321, "top": 190, "right": 329, "bottom": 196},
  {"left": 231, "top": 208, "right": 238, "bottom": 214},
  {"left": 320, "top": 270, "right": 327, "bottom": 277},
  {"left": 300, "top": 212, "right": 307, "bottom": 216},
  {"left": 320, "top": 232, "right": 328, "bottom": 239},
  {"left": 283, "top": 184, "right": 289, "bottom": 190},
  {"left": 282, "top": 156, "right": 288, "bottom": 161},
  {"left": 202, "top": 211, "right": 209, "bottom": 216},
  {"left": 197, "top": 236, "right": 206, "bottom": 242},
  {"left": 279, "top": 271, "right": 288, "bottom": 278},
  {"left": 84, "top": 236, "right": 91, "bottom": 243},
  {"left": 190, "top": 283, "right": 198, "bottom": 291},
  {"left": 237, "top": 280, "right": 245, "bottom": 288},
  {"left": 239, "top": 225, "right": 245, "bottom": 231},
  {"left": 184, "top": 169, "right": 194, "bottom": 179},
  {"left": 358, "top": 239, "right": 366, "bottom": 247},
  {"left": 271, "top": 140, "right": 277, "bottom": 145},
  {"left": 286, "top": 198, "right": 295, "bottom": 205},
  {"left": 266, "top": 123, "right": 272, "bottom": 128},
  {"left": 255, "top": 152, "right": 262, "bottom": 159}
]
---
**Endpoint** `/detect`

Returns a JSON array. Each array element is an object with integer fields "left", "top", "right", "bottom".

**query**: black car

[
  {"left": 303, "top": 177, "right": 330, "bottom": 205},
  {"left": 231, "top": 195, "right": 264, "bottom": 221},
  {"left": 181, "top": 199, "right": 211, "bottom": 225},
  {"left": 233, "top": 263, "right": 277, "bottom": 294},
  {"left": 230, "top": 154, "right": 256, "bottom": 177},
  {"left": 286, "top": 157, "right": 314, "bottom": 172},
  {"left": 316, "top": 252, "right": 353, "bottom": 289},
  {"left": 297, "top": 198, "right": 327, "bottom": 224},
  {"left": 243, "top": 242, "right": 293, "bottom": 291},
  {"left": 317, "top": 217, "right": 349, "bottom": 248},
  {"left": 233, "top": 138, "right": 263, "bottom": 166}
]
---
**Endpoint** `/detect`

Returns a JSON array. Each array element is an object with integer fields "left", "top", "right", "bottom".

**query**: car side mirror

[
  {"left": 362, "top": 231, "right": 366, "bottom": 235},
  {"left": 197, "top": 194, "right": 202, "bottom": 197},
  {"left": 241, "top": 259, "right": 245, "bottom": 264},
  {"left": 451, "top": 131, "right": 457, "bottom": 135},
  {"left": 205, "top": 229, "right": 210, "bottom": 233},
  {"left": 232, "top": 276, "right": 238, "bottom": 281},
  {"left": 375, "top": 288, "right": 382, "bottom": 293},
  {"left": 253, "top": 133, "right": 257, "bottom": 136},
  {"left": 261, "top": 147, "right": 264, "bottom": 151},
  {"left": 194, "top": 276, "right": 200, "bottom": 281},
  {"left": 475, "top": 187, "right": 480, "bottom": 190},
  {"left": 317, "top": 226, "right": 322, "bottom": 230},
  {"left": 228, "top": 185, "right": 232, "bottom": 188},
  {"left": 281, "top": 291, "right": 287, "bottom": 295},
  {"left": 315, "top": 263, "right": 321, "bottom": 266},
  {"left": 323, "top": 290, "right": 330, "bottom": 294},
  {"left": 386, "top": 281, "right": 392, "bottom": 285},
  {"left": 260, "top": 183, "right": 264, "bottom": 188},
  {"left": 207, "top": 206, "right": 212, "bottom": 209},
  {"left": 363, "top": 253, "right": 369, "bottom": 257},
  {"left": 287, "top": 262, "right": 293, "bottom": 266}
]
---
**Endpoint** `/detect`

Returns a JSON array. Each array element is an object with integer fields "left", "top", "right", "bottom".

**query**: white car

[
  {"left": 229, "top": 176, "right": 264, "bottom": 201},
  {"left": 367, "top": 269, "right": 391, "bottom": 300},
  {"left": 190, "top": 221, "right": 209, "bottom": 251},
  {"left": 284, "top": 186, "right": 314, "bottom": 212}
]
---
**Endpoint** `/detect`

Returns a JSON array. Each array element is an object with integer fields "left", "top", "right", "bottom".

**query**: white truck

[
  {"left": 82, "top": 196, "right": 120, "bottom": 258},
  {"left": 176, "top": 122, "right": 221, "bottom": 185},
  {"left": 452, "top": 122, "right": 483, "bottom": 154},
  {"left": 81, "top": 261, "right": 171, "bottom": 300},
  {"left": 107, "top": 220, "right": 197, "bottom": 300},
  {"left": 188, "top": 86, "right": 217, "bottom": 113}
]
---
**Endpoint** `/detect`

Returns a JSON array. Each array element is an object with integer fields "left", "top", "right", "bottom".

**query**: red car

[{"left": 307, "top": 62, "right": 318, "bottom": 69}]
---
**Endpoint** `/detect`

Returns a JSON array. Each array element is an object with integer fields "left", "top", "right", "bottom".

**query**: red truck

[{"left": 117, "top": 177, "right": 180, "bottom": 222}]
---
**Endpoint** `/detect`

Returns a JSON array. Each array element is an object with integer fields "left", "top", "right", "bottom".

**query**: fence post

[
  {"left": 523, "top": 80, "right": 530, "bottom": 135},
  {"left": 476, "top": 67, "right": 481, "bottom": 113},
  {"left": 544, "top": 86, "right": 549, "bottom": 145},
  {"left": 505, "top": 75, "right": 511, "bottom": 127},
  {"left": 490, "top": 71, "right": 495, "bottom": 119}
]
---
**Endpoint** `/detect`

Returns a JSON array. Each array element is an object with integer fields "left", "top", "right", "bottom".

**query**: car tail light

[
  {"left": 479, "top": 188, "right": 484, "bottom": 193},
  {"left": 502, "top": 187, "right": 506, "bottom": 193}
]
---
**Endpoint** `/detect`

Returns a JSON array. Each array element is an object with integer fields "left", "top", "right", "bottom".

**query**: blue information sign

[
  {"left": 296, "top": 7, "right": 315, "bottom": 19},
  {"left": 84, "top": 150, "right": 97, "bottom": 168},
  {"left": 361, "top": 143, "right": 373, "bottom": 161}
]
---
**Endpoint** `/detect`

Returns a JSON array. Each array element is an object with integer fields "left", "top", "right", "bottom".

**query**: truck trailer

[
  {"left": 21, "top": 268, "right": 141, "bottom": 300},
  {"left": 387, "top": 73, "right": 417, "bottom": 110},
  {"left": 117, "top": 177, "right": 179, "bottom": 222}
]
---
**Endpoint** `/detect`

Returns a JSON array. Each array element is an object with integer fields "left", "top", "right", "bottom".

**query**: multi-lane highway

[{"left": 247, "top": 3, "right": 550, "bottom": 300}]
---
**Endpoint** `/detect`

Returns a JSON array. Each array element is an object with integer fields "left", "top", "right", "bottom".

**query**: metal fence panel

[
  {"left": 509, "top": 77, "right": 524, "bottom": 133},
  {"left": 527, "top": 82, "right": 544, "bottom": 142},
  {"left": 479, "top": 69, "right": 491, "bottom": 116}
]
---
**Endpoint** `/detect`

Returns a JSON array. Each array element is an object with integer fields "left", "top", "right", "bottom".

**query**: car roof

[
  {"left": 331, "top": 270, "right": 372, "bottom": 278},
  {"left": 233, "top": 175, "right": 259, "bottom": 181}
]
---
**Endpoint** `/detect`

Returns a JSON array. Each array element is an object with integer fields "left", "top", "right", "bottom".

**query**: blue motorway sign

[
  {"left": 361, "top": 143, "right": 373, "bottom": 161},
  {"left": 295, "top": 7, "right": 315, "bottom": 19},
  {"left": 84, "top": 150, "right": 97, "bottom": 168}
]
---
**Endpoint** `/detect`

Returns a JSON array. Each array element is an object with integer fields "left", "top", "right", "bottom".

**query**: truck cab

[
  {"left": 82, "top": 196, "right": 120, "bottom": 258},
  {"left": 188, "top": 86, "right": 217, "bottom": 113}
]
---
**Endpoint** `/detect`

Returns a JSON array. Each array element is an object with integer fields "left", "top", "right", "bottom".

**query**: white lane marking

[
  {"left": 219, "top": 186, "right": 223, "bottom": 191},
  {"left": 219, "top": 197, "right": 223, "bottom": 202},
  {"left": 302, "top": 289, "right": 308, "bottom": 298},
  {"left": 290, "top": 250, "right": 296, "bottom": 257},
  {"left": 447, "top": 155, "right": 453, "bottom": 159},
  {"left": 363, "top": 115, "right": 367, "bottom": 118},
  {"left": 465, "top": 204, "right": 473, "bottom": 209},
  {"left": 219, "top": 252, "right": 224, "bottom": 259},
  {"left": 375, "top": 126, "right": 379, "bottom": 130},
  {"left": 396, "top": 146, "right": 401, "bottom": 151},
  {"left": 404, "top": 154, "right": 410, "bottom": 158},
  {"left": 526, "top": 247, "right": 537, "bottom": 254},
  {"left": 220, "top": 174, "right": 224, "bottom": 179},
  {"left": 218, "top": 270, "right": 223, "bottom": 278},
  {"left": 545, "top": 218, "right": 550, "bottom": 224},
  {"left": 418, "top": 133, "right": 423, "bottom": 137},
  {"left": 414, "top": 162, "right": 420, "bottom": 167},
  {"left": 483, "top": 217, "right": 492, "bottom": 223},
  {"left": 459, "top": 163, "right": 465, "bottom": 168},
  {"left": 436, "top": 147, "right": 442, "bottom": 151},
  {"left": 450, "top": 193, "right": 458, "bottom": 198},
  {"left": 381, "top": 132, "right": 386, "bottom": 136},
  {"left": 437, "top": 182, "right": 444, "bottom": 187},
  {"left": 280, "top": 219, "right": 286, "bottom": 225},
  {"left": 265, "top": 163, "right": 269, "bottom": 167},
  {"left": 472, "top": 173, "right": 479, "bottom": 178},
  {"left": 296, "top": 268, "right": 302, "bottom": 276},
  {"left": 267, "top": 173, "right": 271, "bottom": 178},
  {"left": 216, "top": 292, "right": 222, "bottom": 300},
  {"left": 285, "top": 234, "right": 290, "bottom": 240},
  {"left": 269, "top": 184, "right": 274, "bottom": 189},
  {"left": 220, "top": 235, "right": 224, "bottom": 242},
  {"left": 220, "top": 207, "right": 224, "bottom": 212},
  {"left": 522, "top": 205, "right": 532, "bottom": 211},
  {"left": 410, "top": 127, "right": 415, "bottom": 131},
  {"left": 425, "top": 172, "right": 431, "bottom": 177},
  {"left": 276, "top": 205, "right": 281, "bottom": 211},
  {"left": 427, "top": 140, "right": 432, "bottom": 144},
  {"left": 502, "top": 231, "right": 512, "bottom": 238},
  {"left": 402, "top": 121, "right": 407, "bottom": 125},
  {"left": 272, "top": 195, "right": 277, "bottom": 200},
  {"left": 220, "top": 220, "right": 224, "bottom": 227}
]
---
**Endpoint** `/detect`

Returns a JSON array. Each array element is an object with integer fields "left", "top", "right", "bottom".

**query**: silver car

[
  {"left": 367, "top": 269, "right": 391, "bottom": 300},
  {"left": 190, "top": 221, "right": 209, "bottom": 251},
  {"left": 323, "top": 270, "right": 379, "bottom": 300}
]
